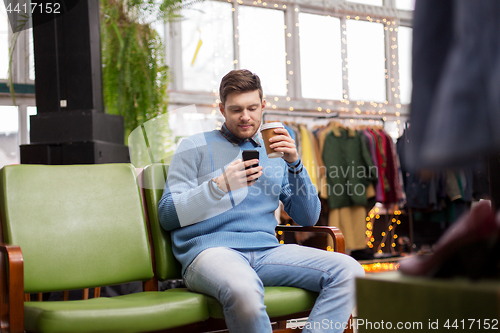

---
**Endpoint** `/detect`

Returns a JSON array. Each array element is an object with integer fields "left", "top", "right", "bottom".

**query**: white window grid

[{"left": 166, "top": 0, "right": 412, "bottom": 125}]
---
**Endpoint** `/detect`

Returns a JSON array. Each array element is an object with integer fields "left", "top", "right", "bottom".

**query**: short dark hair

[{"left": 219, "top": 69, "right": 263, "bottom": 106}]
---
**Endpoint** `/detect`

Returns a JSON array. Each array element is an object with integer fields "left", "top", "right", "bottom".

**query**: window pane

[
  {"left": 346, "top": 0, "right": 383, "bottom": 6},
  {"left": 238, "top": 6, "right": 286, "bottom": 96},
  {"left": 181, "top": 1, "right": 234, "bottom": 92},
  {"left": 299, "top": 13, "right": 342, "bottom": 100},
  {"left": 0, "top": 4, "right": 9, "bottom": 80},
  {"left": 0, "top": 106, "right": 20, "bottom": 167},
  {"left": 396, "top": 0, "right": 415, "bottom": 11},
  {"left": 398, "top": 26, "right": 412, "bottom": 105},
  {"left": 346, "top": 20, "right": 386, "bottom": 102}
]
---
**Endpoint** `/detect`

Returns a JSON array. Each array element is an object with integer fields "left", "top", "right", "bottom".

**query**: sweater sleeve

[
  {"left": 158, "top": 138, "right": 226, "bottom": 231},
  {"left": 279, "top": 159, "right": 321, "bottom": 226}
]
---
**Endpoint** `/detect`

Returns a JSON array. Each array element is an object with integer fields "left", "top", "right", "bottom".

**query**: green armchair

[{"left": 0, "top": 164, "right": 209, "bottom": 333}]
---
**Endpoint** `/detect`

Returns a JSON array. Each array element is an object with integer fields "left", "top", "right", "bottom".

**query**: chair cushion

[
  {"left": 200, "top": 286, "right": 318, "bottom": 319},
  {"left": 0, "top": 164, "right": 153, "bottom": 293},
  {"left": 24, "top": 290, "right": 209, "bottom": 333}
]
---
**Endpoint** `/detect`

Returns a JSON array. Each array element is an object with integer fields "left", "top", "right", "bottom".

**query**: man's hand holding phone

[{"left": 214, "top": 151, "right": 262, "bottom": 193}]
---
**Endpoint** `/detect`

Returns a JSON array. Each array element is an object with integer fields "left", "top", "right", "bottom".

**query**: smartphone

[{"left": 242, "top": 150, "right": 259, "bottom": 171}]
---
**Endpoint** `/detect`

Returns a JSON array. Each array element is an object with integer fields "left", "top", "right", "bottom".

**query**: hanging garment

[
  {"left": 378, "top": 129, "right": 404, "bottom": 205},
  {"left": 310, "top": 129, "right": 324, "bottom": 191},
  {"left": 394, "top": 138, "right": 407, "bottom": 204},
  {"left": 397, "top": 130, "right": 433, "bottom": 209},
  {"left": 427, "top": 172, "right": 446, "bottom": 212},
  {"left": 365, "top": 128, "right": 387, "bottom": 202},
  {"left": 408, "top": 0, "right": 500, "bottom": 169},
  {"left": 312, "top": 127, "right": 328, "bottom": 199},
  {"left": 362, "top": 129, "right": 384, "bottom": 202},
  {"left": 380, "top": 129, "right": 396, "bottom": 204},
  {"left": 317, "top": 123, "right": 341, "bottom": 199},
  {"left": 288, "top": 123, "right": 301, "bottom": 158},
  {"left": 328, "top": 206, "right": 367, "bottom": 251},
  {"left": 471, "top": 155, "right": 490, "bottom": 200},
  {"left": 382, "top": 129, "right": 406, "bottom": 204},
  {"left": 372, "top": 129, "right": 390, "bottom": 194},
  {"left": 323, "top": 128, "right": 378, "bottom": 209},
  {"left": 445, "top": 170, "right": 463, "bottom": 202},
  {"left": 358, "top": 129, "right": 377, "bottom": 209},
  {"left": 300, "top": 125, "right": 318, "bottom": 191}
]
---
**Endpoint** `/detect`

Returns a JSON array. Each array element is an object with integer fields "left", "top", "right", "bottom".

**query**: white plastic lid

[{"left": 260, "top": 122, "right": 284, "bottom": 131}]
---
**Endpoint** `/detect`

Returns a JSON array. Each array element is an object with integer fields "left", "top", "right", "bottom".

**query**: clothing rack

[
  {"left": 262, "top": 111, "right": 339, "bottom": 121},
  {"left": 262, "top": 111, "right": 386, "bottom": 125}
]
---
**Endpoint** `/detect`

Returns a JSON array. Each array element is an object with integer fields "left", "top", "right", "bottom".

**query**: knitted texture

[{"left": 158, "top": 129, "right": 321, "bottom": 274}]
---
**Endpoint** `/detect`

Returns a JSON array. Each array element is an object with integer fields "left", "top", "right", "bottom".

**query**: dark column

[
  {"left": 488, "top": 156, "right": 500, "bottom": 212},
  {"left": 20, "top": 0, "right": 130, "bottom": 164}
]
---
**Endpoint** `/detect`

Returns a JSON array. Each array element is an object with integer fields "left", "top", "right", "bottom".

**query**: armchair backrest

[
  {"left": 142, "top": 164, "right": 182, "bottom": 281},
  {"left": 0, "top": 164, "right": 154, "bottom": 294}
]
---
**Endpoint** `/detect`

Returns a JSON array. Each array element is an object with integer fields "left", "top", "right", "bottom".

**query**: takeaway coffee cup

[{"left": 260, "top": 122, "right": 285, "bottom": 158}]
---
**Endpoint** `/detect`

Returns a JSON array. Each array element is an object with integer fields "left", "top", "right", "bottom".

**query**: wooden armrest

[
  {"left": 275, "top": 226, "right": 346, "bottom": 254},
  {"left": 0, "top": 243, "right": 24, "bottom": 333}
]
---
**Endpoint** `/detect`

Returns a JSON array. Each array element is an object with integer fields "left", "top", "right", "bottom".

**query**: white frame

[{"left": 166, "top": 0, "right": 412, "bottom": 124}]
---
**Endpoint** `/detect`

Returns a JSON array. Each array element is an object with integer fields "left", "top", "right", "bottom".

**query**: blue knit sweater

[{"left": 158, "top": 129, "right": 321, "bottom": 274}]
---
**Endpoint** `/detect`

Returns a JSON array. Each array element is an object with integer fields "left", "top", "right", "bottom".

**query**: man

[{"left": 158, "top": 69, "right": 364, "bottom": 333}]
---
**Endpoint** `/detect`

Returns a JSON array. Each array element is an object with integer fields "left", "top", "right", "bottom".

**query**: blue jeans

[{"left": 183, "top": 244, "right": 365, "bottom": 333}]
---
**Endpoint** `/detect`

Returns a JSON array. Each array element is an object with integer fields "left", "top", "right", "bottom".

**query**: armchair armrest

[
  {"left": 0, "top": 243, "right": 24, "bottom": 333},
  {"left": 275, "top": 226, "right": 346, "bottom": 254}
]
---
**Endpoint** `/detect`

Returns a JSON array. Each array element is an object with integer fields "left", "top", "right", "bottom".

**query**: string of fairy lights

[
  {"left": 366, "top": 206, "right": 403, "bottom": 252},
  {"left": 363, "top": 206, "right": 403, "bottom": 273},
  {"left": 202, "top": 0, "right": 407, "bottom": 137}
]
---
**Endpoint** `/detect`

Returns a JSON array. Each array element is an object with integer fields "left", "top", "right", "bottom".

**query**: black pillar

[
  {"left": 20, "top": 0, "right": 130, "bottom": 164},
  {"left": 488, "top": 156, "right": 500, "bottom": 212}
]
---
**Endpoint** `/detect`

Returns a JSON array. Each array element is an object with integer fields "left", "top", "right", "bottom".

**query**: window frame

[
  {"left": 0, "top": 0, "right": 414, "bottom": 167},
  {"left": 0, "top": 22, "right": 36, "bottom": 154},
  {"left": 166, "top": 0, "right": 412, "bottom": 121}
]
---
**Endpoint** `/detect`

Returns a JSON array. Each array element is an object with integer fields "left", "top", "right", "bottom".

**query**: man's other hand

[{"left": 268, "top": 127, "right": 299, "bottom": 164}]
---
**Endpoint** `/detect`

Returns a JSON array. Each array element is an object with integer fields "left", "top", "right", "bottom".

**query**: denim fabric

[{"left": 183, "top": 245, "right": 365, "bottom": 333}]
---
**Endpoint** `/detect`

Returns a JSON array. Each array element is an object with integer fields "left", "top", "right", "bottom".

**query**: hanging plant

[
  {"left": 7, "top": 12, "right": 30, "bottom": 106},
  {"left": 100, "top": 0, "right": 177, "bottom": 141}
]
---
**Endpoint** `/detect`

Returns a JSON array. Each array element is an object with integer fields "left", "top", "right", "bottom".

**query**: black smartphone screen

[{"left": 242, "top": 150, "right": 259, "bottom": 170}]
